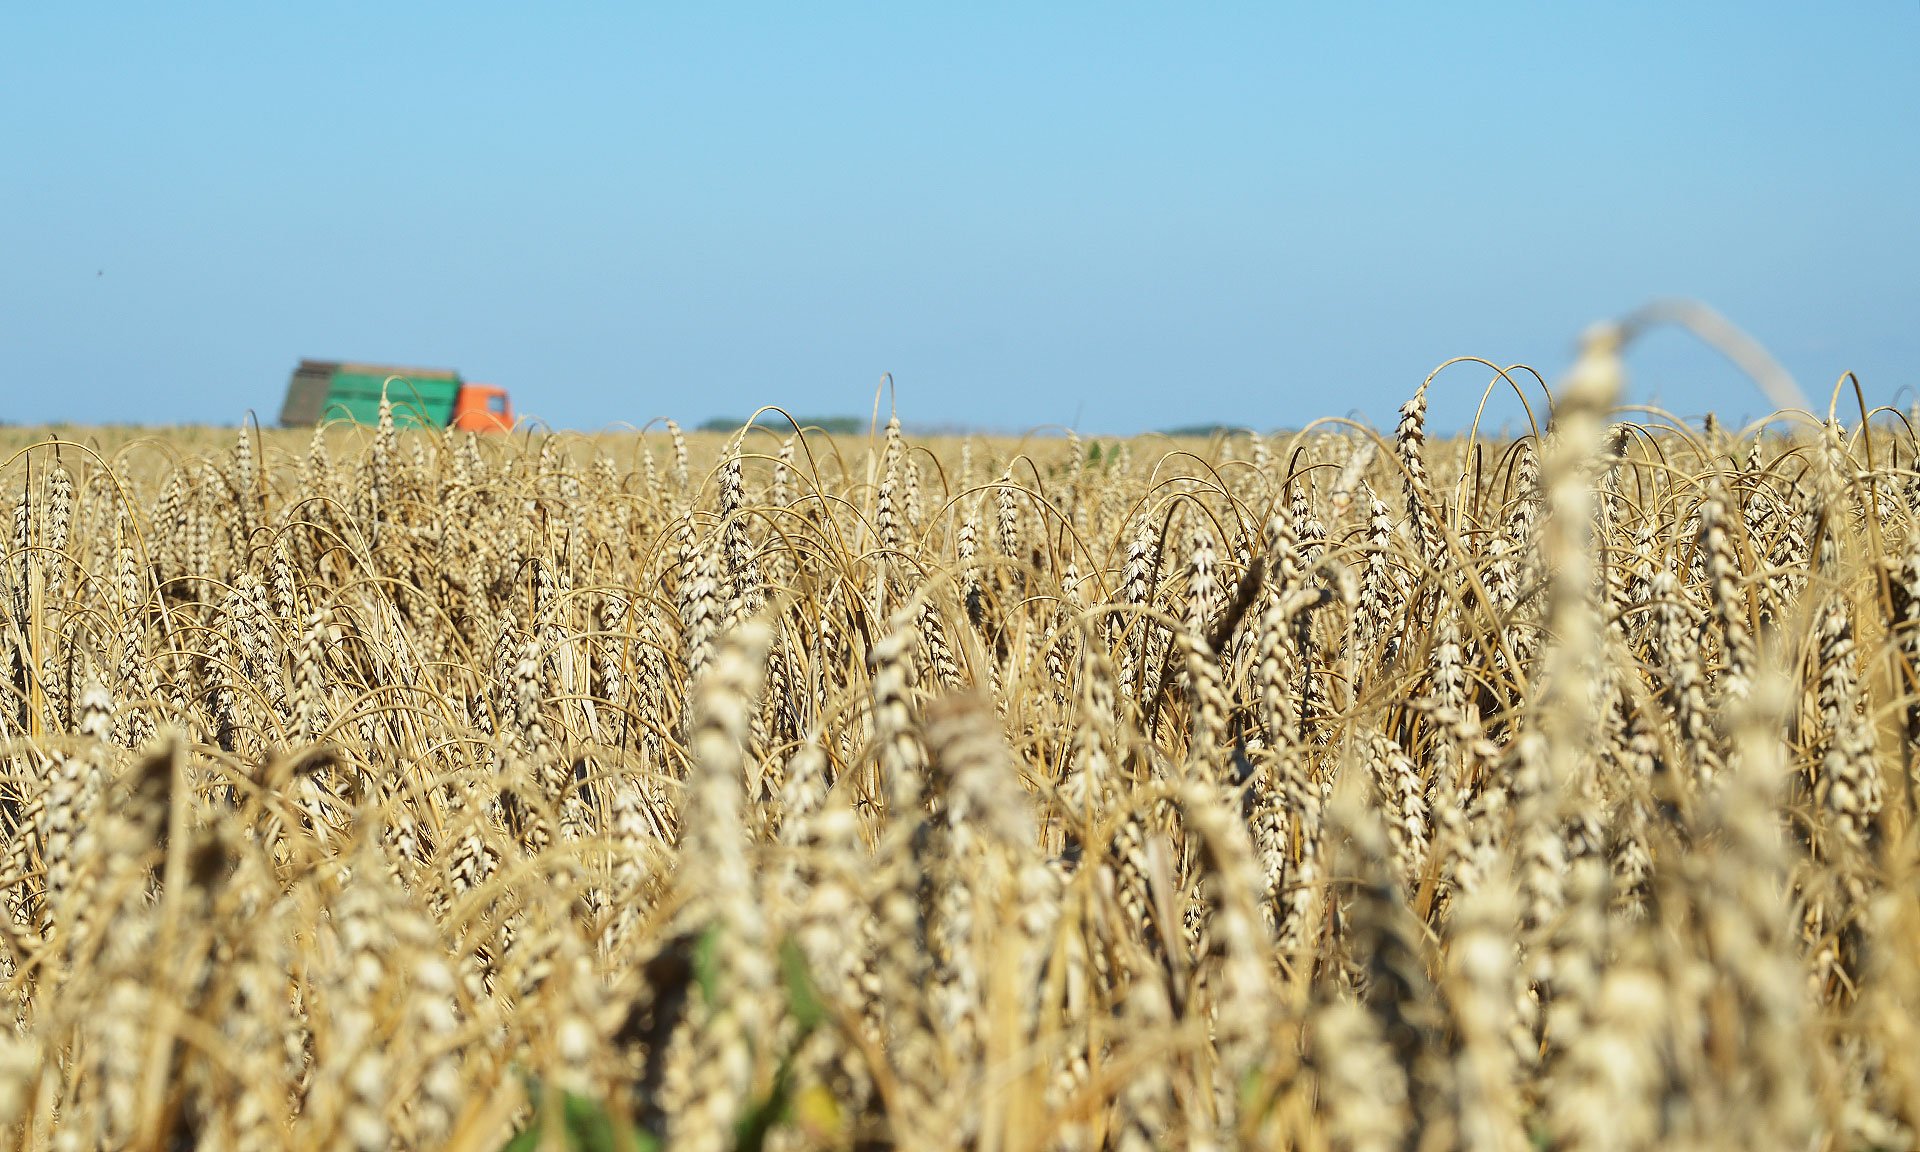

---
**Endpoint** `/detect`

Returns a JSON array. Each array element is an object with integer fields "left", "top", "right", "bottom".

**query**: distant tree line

[{"left": 698, "top": 415, "right": 867, "bottom": 436}]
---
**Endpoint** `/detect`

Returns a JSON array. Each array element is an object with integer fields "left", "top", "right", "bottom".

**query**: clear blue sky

[{"left": 5, "top": 3, "right": 1917, "bottom": 434}]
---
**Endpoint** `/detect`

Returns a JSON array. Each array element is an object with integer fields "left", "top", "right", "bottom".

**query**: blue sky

[{"left": 5, "top": 3, "right": 1917, "bottom": 435}]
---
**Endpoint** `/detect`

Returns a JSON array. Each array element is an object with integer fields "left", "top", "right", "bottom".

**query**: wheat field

[{"left": 3, "top": 349, "right": 1920, "bottom": 1150}]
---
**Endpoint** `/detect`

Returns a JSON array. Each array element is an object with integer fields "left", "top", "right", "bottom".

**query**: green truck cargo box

[{"left": 279, "top": 360, "right": 463, "bottom": 428}]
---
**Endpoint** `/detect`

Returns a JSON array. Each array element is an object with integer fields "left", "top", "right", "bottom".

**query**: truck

[{"left": 279, "top": 360, "right": 514, "bottom": 432}]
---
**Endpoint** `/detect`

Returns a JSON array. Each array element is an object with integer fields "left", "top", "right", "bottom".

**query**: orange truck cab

[{"left": 453, "top": 384, "right": 514, "bottom": 432}]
